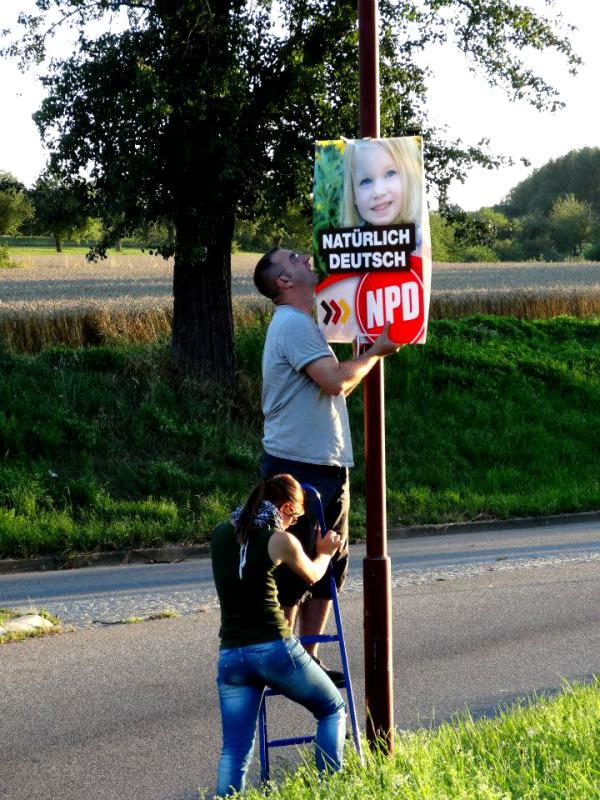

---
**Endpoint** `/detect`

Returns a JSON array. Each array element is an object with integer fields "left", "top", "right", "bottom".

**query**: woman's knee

[{"left": 316, "top": 694, "right": 346, "bottom": 721}]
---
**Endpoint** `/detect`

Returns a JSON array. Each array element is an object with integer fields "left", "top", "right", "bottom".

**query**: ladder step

[
  {"left": 298, "top": 634, "right": 339, "bottom": 645},
  {"left": 264, "top": 680, "right": 347, "bottom": 698},
  {"left": 267, "top": 735, "right": 315, "bottom": 748}
]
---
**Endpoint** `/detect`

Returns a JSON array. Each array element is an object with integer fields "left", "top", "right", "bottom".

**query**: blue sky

[{"left": 0, "top": 0, "right": 597, "bottom": 210}]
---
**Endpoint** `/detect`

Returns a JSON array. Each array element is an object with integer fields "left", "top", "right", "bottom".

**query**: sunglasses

[{"left": 283, "top": 503, "right": 304, "bottom": 523}]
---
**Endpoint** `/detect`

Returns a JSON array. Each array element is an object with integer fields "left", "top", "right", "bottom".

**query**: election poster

[{"left": 312, "top": 137, "right": 432, "bottom": 344}]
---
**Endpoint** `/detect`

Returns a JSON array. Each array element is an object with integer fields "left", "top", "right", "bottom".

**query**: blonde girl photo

[{"left": 341, "top": 137, "right": 423, "bottom": 235}]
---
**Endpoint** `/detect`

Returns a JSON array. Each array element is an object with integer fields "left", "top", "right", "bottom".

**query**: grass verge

[
  {"left": 121, "top": 609, "right": 179, "bottom": 624},
  {"left": 237, "top": 680, "right": 600, "bottom": 800},
  {"left": 0, "top": 314, "right": 599, "bottom": 559},
  {"left": 0, "top": 607, "right": 62, "bottom": 644}
]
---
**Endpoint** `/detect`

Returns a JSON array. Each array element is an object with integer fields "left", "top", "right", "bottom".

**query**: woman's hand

[
  {"left": 317, "top": 530, "right": 342, "bottom": 558},
  {"left": 269, "top": 528, "right": 341, "bottom": 586}
]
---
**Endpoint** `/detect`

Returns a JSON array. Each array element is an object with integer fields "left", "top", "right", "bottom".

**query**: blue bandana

[{"left": 230, "top": 500, "right": 284, "bottom": 579}]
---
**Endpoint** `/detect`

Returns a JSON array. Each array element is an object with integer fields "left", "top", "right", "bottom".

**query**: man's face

[{"left": 271, "top": 249, "right": 317, "bottom": 289}]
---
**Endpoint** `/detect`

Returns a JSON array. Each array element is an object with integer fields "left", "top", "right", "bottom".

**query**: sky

[{"left": 0, "top": 0, "right": 597, "bottom": 211}]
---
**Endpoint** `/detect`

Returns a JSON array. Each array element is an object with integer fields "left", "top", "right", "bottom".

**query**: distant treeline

[
  {"left": 2, "top": 236, "right": 150, "bottom": 251},
  {"left": 0, "top": 169, "right": 173, "bottom": 259},
  {"left": 3, "top": 147, "right": 600, "bottom": 263},
  {"left": 434, "top": 147, "right": 600, "bottom": 262}
]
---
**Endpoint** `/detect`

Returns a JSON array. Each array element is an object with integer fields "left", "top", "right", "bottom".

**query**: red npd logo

[{"left": 355, "top": 270, "right": 425, "bottom": 344}]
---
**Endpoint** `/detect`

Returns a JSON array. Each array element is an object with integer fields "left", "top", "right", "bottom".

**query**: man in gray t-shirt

[
  {"left": 262, "top": 304, "right": 353, "bottom": 468},
  {"left": 254, "top": 247, "right": 399, "bottom": 676}
]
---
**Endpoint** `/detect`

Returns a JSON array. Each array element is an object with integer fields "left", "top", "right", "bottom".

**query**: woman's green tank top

[{"left": 210, "top": 521, "right": 291, "bottom": 649}]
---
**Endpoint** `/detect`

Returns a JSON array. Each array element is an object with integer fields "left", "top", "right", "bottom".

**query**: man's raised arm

[{"left": 305, "top": 322, "right": 401, "bottom": 397}]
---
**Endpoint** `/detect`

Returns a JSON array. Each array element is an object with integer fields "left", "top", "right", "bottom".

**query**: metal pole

[{"left": 359, "top": 0, "right": 394, "bottom": 753}]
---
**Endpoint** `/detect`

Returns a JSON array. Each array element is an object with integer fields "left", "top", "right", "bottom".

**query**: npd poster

[{"left": 313, "top": 136, "right": 432, "bottom": 344}]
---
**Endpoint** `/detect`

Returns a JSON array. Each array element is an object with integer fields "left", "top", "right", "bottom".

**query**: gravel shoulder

[{"left": 2, "top": 527, "right": 598, "bottom": 631}]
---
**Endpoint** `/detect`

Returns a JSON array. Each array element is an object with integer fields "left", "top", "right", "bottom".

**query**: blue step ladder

[{"left": 258, "top": 483, "right": 364, "bottom": 782}]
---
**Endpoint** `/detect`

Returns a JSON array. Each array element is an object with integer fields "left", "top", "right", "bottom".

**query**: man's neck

[{"left": 275, "top": 293, "right": 314, "bottom": 316}]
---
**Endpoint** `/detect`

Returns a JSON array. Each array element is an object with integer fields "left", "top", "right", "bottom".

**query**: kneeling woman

[{"left": 211, "top": 473, "right": 345, "bottom": 797}]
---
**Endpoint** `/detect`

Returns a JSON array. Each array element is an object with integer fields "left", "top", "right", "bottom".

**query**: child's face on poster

[{"left": 352, "top": 144, "right": 404, "bottom": 226}]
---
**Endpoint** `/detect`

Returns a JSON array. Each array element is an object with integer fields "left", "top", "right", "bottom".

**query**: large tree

[
  {"left": 0, "top": 170, "right": 34, "bottom": 252},
  {"left": 29, "top": 172, "right": 98, "bottom": 251},
  {"left": 2, "top": 1, "right": 579, "bottom": 381},
  {"left": 548, "top": 193, "right": 594, "bottom": 256}
]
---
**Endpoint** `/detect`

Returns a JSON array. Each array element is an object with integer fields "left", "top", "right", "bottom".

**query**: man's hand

[
  {"left": 367, "top": 322, "right": 402, "bottom": 357},
  {"left": 305, "top": 323, "right": 401, "bottom": 397},
  {"left": 316, "top": 529, "right": 342, "bottom": 558}
]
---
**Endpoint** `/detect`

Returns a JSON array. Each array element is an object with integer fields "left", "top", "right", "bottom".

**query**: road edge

[{"left": 1, "top": 510, "right": 599, "bottom": 575}]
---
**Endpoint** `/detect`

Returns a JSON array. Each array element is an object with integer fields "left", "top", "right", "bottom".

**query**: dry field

[{"left": 1, "top": 251, "right": 599, "bottom": 350}]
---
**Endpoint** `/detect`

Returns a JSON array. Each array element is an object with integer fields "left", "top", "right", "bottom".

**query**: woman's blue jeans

[{"left": 215, "top": 636, "right": 346, "bottom": 797}]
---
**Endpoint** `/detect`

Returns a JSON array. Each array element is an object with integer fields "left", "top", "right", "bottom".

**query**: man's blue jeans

[{"left": 215, "top": 636, "right": 346, "bottom": 796}]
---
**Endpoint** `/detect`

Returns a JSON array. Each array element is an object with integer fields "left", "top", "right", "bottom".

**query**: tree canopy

[
  {"left": 0, "top": 170, "right": 27, "bottom": 194},
  {"left": 29, "top": 173, "right": 98, "bottom": 252},
  {"left": 548, "top": 194, "right": 594, "bottom": 257},
  {"left": 1, "top": 0, "right": 581, "bottom": 379},
  {"left": 0, "top": 170, "right": 34, "bottom": 240},
  {"left": 499, "top": 147, "right": 600, "bottom": 219}
]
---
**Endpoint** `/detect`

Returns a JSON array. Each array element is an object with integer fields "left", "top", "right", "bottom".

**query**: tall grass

[
  {"left": 433, "top": 287, "right": 600, "bottom": 321},
  {"left": 238, "top": 680, "right": 600, "bottom": 800},
  {"left": 0, "top": 314, "right": 598, "bottom": 559},
  {"left": 0, "top": 308, "right": 173, "bottom": 352},
  {"left": 1, "top": 291, "right": 598, "bottom": 353}
]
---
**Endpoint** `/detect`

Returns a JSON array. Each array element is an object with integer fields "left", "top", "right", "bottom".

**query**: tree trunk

[
  {"left": 171, "top": 215, "right": 236, "bottom": 384},
  {"left": 166, "top": 222, "right": 175, "bottom": 247},
  {"left": 54, "top": 235, "right": 62, "bottom": 253}
]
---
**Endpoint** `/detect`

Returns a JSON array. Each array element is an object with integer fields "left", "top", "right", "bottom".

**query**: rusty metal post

[{"left": 359, "top": 0, "right": 394, "bottom": 753}]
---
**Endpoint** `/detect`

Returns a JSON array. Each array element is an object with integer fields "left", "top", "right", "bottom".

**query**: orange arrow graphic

[{"left": 339, "top": 299, "right": 350, "bottom": 324}]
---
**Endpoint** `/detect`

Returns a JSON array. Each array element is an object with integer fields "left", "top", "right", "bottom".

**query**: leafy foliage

[
  {"left": 28, "top": 173, "right": 98, "bottom": 251},
  {"left": 0, "top": 170, "right": 34, "bottom": 244},
  {"left": 428, "top": 148, "right": 600, "bottom": 262},
  {"left": 548, "top": 194, "right": 594, "bottom": 257},
  {"left": 0, "top": 189, "right": 34, "bottom": 238},
  {"left": 0, "top": 170, "right": 26, "bottom": 194},
  {"left": 0, "top": 170, "right": 34, "bottom": 265},
  {"left": 500, "top": 147, "right": 600, "bottom": 219},
  {"left": 234, "top": 208, "right": 311, "bottom": 255},
  {"left": 312, "top": 141, "right": 345, "bottom": 277}
]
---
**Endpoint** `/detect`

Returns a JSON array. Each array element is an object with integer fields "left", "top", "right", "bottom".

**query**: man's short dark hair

[{"left": 254, "top": 247, "right": 280, "bottom": 300}]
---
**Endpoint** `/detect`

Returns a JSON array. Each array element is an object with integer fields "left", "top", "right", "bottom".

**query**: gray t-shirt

[{"left": 262, "top": 305, "right": 354, "bottom": 467}]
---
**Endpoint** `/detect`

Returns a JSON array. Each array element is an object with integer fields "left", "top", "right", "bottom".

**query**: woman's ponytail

[
  {"left": 235, "top": 481, "right": 266, "bottom": 545},
  {"left": 234, "top": 473, "right": 304, "bottom": 546}
]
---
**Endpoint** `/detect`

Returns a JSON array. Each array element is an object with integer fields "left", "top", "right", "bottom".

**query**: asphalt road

[
  {"left": 1, "top": 544, "right": 599, "bottom": 800},
  {"left": 1, "top": 518, "right": 599, "bottom": 616}
]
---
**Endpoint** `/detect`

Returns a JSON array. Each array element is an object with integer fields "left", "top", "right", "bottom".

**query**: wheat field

[{"left": 1, "top": 252, "right": 599, "bottom": 350}]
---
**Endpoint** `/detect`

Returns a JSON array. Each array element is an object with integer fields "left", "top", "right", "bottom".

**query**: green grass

[
  {"left": 0, "top": 314, "right": 599, "bottom": 559},
  {"left": 235, "top": 680, "right": 600, "bottom": 800},
  {"left": 119, "top": 608, "right": 179, "bottom": 624},
  {"left": 381, "top": 316, "right": 600, "bottom": 525}
]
